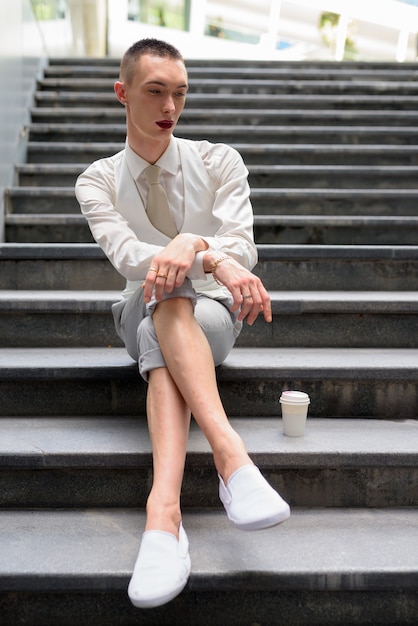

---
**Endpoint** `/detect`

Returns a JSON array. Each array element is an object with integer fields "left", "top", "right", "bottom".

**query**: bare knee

[{"left": 152, "top": 296, "right": 194, "bottom": 324}]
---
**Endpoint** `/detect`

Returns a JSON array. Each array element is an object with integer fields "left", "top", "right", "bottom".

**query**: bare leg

[
  {"left": 145, "top": 366, "right": 191, "bottom": 538},
  {"left": 127, "top": 295, "right": 286, "bottom": 610},
  {"left": 152, "top": 297, "right": 253, "bottom": 483}
]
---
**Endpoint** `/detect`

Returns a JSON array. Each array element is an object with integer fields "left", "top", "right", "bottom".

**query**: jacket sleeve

[
  {"left": 192, "top": 142, "right": 258, "bottom": 271},
  {"left": 75, "top": 154, "right": 163, "bottom": 282}
]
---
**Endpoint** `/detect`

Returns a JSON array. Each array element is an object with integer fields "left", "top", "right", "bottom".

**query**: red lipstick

[{"left": 156, "top": 120, "right": 175, "bottom": 129}]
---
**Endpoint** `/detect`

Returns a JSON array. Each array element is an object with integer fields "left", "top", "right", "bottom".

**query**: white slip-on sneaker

[
  {"left": 128, "top": 523, "right": 191, "bottom": 609},
  {"left": 219, "top": 464, "right": 290, "bottom": 531}
]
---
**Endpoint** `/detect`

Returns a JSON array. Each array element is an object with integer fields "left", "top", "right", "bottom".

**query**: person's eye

[
  {"left": 149, "top": 89, "right": 161, "bottom": 94},
  {"left": 175, "top": 92, "right": 186, "bottom": 98}
]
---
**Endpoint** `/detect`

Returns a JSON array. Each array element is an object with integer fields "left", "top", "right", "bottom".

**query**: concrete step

[
  {"left": 250, "top": 189, "right": 418, "bottom": 216},
  {"left": 0, "top": 507, "right": 417, "bottom": 625},
  {"left": 16, "top": 163, "right": 87, "bottom": 187},
  {"left": 0, "top": 243, "right": 124, "bottom": 290},
  {"left": 6, "top": 185, "right": 418, "bottom": 216},
  {"left": 18, "top": 163, "right": 418, "bottom": 190},
  {"left": 255, "top": 243, "right": 418, "bottom": 290},
  {"left": 0, "top": 346, "right": 417, "bottom": 418},
  {"left": 34, "top": 90, "right": 418, "bottom": 111},
  {"left": 2, "top": 243, "right": 418, "bottom": 291},
  {"left": 5, "top": 187, "right": 78, "bottom": 213},
  {"left": 26, "top": 141, "right": 418, "bottom": 165},
  {"left": 1, "top": 290, "right": 418, "bottom": 349},
  {"left": 43, "top": 63, "right": 418, "bottom": 81},
  {"left": 30, "top": 106, "right": 418, "bottom": 127},
  {"left": 48, "top": 57, "right": 418, "bottom": 69},
  {"left": 28, "top": 122, "right": 418, "bottom": 145},
  {"left": 5, "top": 214, "right": 95, "bottom": 243},
  {"left": 0, "top": 290, "right": 121, "bottom": 347},
  {"left": 7, "top": 213, "right": 418, "bottom": 246},
  {"left": 0, "top": 416, "right": 416, "bottom": 508},
  {"left": 37, "top": 77, "right": 418, "bottom": 96},
  {"left": 249, "top": 165, "right": 418, "bottom": 189},
  {"left": 253, "top": 215, "right": 418, "bottom": 245}
]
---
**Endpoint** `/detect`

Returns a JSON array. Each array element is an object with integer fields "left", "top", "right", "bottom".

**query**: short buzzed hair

[{"left": 119, "top": 38, "right": 185, "bottom": 85}]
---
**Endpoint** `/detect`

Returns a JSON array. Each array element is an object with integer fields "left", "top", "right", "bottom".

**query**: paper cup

[{"left": 279, "top": 391, "right": 310, "bottom": 437}]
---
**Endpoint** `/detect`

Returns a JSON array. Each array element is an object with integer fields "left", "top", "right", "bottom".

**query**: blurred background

[
  {"left": 1, "top": 0, "right": 418, "bottom": 238},
  {"left": 4, "top": 0, "right": 418, "bottom": 62}
]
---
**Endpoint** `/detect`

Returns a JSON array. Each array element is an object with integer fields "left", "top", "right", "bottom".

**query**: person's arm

[
  {"left": 144, "top": 144, "right": 270, "bottom": 324},
  {"left": 75, "top": 157, "right": 164, "bottom": 281},
  {"left": 200, "top": 143, "right": 270, "bottom": 324},
  {"left": 202, "top": 250, "right": 272, "bottom": 325},
  {"left": 197, "top": 143, "right": 258, "bottom": 272}
]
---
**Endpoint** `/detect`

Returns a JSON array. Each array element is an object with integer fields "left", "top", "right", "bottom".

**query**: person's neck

[{"left": 127, "top": 133, "right": 171, "bottom": 165}]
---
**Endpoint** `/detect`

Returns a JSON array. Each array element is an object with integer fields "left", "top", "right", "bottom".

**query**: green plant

[{"left": 319, "top": 11, "right": 357, "bottom": 58}]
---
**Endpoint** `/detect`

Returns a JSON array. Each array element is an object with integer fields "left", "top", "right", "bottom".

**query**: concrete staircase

[{"left": 1, "top": 58, "right": 417, "bottom": 625}]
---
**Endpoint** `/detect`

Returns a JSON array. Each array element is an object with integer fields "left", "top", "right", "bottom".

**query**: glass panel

[
  {"left": 128, "top": 0, "right": 189, "bottom": 31},
  {"left": 30, "top": 0, "right": 66, "bottom": 20}
]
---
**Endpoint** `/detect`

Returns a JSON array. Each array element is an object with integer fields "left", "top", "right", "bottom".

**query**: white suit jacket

[{"left": 76, "top": 137, "right": 257, "bottom": 298}]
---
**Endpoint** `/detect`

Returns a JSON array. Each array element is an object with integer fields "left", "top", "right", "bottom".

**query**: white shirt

[
  {"left": 126, "top": 139, "right": 184, "bottom": 232},
  {"left": 76, "top": 136, "right": 257, "bottom": 298}
]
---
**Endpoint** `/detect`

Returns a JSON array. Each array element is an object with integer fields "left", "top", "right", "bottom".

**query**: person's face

[{"left": 115, "top": 54, "right": 188, "bottom": 151}]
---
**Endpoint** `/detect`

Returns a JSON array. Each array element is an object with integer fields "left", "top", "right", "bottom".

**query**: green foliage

[
  {"left": 31, "top": 0, "right": 61, "bottom": 21},
  {"left": 319, "top": 10, "right": 357, "bottom": 58}
]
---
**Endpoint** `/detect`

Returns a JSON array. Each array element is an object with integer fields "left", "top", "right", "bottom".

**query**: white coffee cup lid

[{"left": 279, "top": 390, "right": 310, "bottom": 404}]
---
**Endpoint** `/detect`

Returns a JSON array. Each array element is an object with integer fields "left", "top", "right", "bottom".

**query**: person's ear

[{"left": 114, "top": 81, "right": 127, "bottom": 105}]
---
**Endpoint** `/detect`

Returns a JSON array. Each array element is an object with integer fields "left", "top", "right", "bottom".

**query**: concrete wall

[{"left": 0, "top": 0, "right": 46, "bottom": 242}]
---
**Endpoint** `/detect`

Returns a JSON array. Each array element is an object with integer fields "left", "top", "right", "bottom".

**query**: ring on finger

[
  {"left": 157, "top": 273, "right": 168, "bottom": 279},
  {"left": 243, "top": 294, "right": 252, "bottom": 299},
  {"left": 148, "top": 266, "right": 158, "bottom": 272}
]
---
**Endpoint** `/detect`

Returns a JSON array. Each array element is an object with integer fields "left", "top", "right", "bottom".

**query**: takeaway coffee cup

[{"left": 279, "top": 391, "right": 310, "bottom": 437}]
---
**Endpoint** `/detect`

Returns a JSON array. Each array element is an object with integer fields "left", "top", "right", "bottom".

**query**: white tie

[{"left": 144, "top": 165, "right": 178, "bottom": 238}]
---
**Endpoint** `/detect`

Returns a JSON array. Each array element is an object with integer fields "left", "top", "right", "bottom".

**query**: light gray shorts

[{"left": 111, "top": 278, "right": 242, "bottom": 381}]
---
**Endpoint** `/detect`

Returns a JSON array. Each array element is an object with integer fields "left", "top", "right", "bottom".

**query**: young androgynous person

[{"left": 75, "top": 38, "right": 290, "bottom": 609}]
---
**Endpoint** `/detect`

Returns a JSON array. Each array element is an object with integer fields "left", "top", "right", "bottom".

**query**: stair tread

[
  {"left": 2, "top": 242, "right": 417, "bottom": 258},
  {"left": 29, "top": 122, "right": 418, "bottom": 132},
  {"left": 42, "top": 66, "right": 418, "bottom": 79},
  {"left": 8, "top": 186, "right": 418, "bottom": 197},
  {"left": 38, "top": 77, "right": 418, "bottom": 90},
  {"left": 1, "top": 290, "right": 418, "bottom": 314},
  {"left": 26, "top": 140, "right": 418, "bottom": 150},
  {"left": 0, "top": 289, "right": 120, "bottom": 310},
  {"left": 6, "top": 214, "right": 87, "bottom": 223},
  {"left": 0, "top": 507, "right": 417, "bottom": 592},
  {"left": 0, "top": 416, "right": 416, "bottom": 467},
  {"left": 30, "top": 106, "right": 418, "bottom": 120},
  {"left": 26, "top": 139, "right": 418, "bottom": 151},
  {"left": 254, "top": 215, "right": 418, "bottom": 224},
  {"left": 35, "top": 90, "right": 418, "bottom": 102},
  {"left": 7, "top": 214, "right": 418, "bottom": 225},
  {"left": 15, "top": 163, "right": 418, "bottom": 173},
  {"left": 1, "top": 347, "right": 417, "bottom": 379},
  {"left": 46, "top": 58, "right": 418, "bottom": 68}
]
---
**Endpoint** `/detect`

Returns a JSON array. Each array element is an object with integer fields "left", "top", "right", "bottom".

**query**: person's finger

[
  {"left": 237, "top": 291, "right": 253, "bottom": 322},
  {"left": 229, "top": 281, "right": 245, "bottom": 312},
  {"left": 154, "top": 271, "right": 168, "bottom": 301},
  {"left": 143, "top": 265, "right": 159, "bottom": 302},
  {"left": 240, "top": 282, "right": 271, "bottom": 325},
  {"left": 259, "top": 285, "right": 272, "bottom": 323}
]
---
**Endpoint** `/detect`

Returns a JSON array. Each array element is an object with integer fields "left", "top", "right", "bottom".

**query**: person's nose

[{"left": 162, "top": 95, "right": 175, "bottom": 115}]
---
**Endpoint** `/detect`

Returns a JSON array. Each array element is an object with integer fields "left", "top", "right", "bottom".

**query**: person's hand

[
  {"left": 208, "top": 255, "right": 272, "bottom": 326},
  {"left": 143, "top": 234, "right": 207, "bottom": 302}
]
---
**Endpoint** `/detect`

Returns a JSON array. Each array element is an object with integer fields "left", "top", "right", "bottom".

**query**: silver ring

[{"left": 243, "top": 294, "right": 252, "bottom": 299}]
